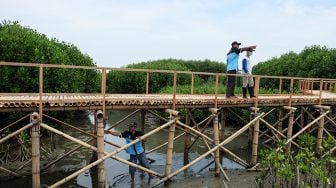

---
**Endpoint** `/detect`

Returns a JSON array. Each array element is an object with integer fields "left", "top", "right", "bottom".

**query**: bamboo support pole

[
  {"left": 164, "top": 110, "right": 178, "bottom": 179},
  {"left": 0, "top": 114, "right": 30, "bottom": 133},
  {"left": 176, "top": 120, "right": 249, "bottom": 167},
  {"left": 30, "top": 112, "right": 40, "bottom": 188},
  {"left": 95, "top": 110, "right": 106, "bottom": 188},
  {"left": 316, "top": 109, "right": 325, "bottom": 155},
  {"left": 0, "top": 123, "right": 34, "bottom": 144},
  {"left": 152, "top": 113, "right": 265, "bottom": 187},
  {"left": 284, "top": 110, "right": 330, "bottom": 146},
  {"left": 48, "top": 120, "right": 175, "bottom": 188},
  {"left": 201, "top": 136, "right": 230, "bottom": 181},
  {"left": 0, "top": 166, "right": 22, "bottom": 177},
  {"left": 212, "top": 111, "right": 220, "bottom": 176},
  {"left": 286, "top": 109, "right": 295, "bottom": 153},
  {"left": 251, "top": 110, "right": 260, "bottom": 166},
  {"left": 184, "top": 109, "right": 191, "bottom": 165}
]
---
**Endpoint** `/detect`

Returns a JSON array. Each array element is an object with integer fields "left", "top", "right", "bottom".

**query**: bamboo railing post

[
  {"left": 95, "top": 110, "right": 106, "bottom": 188},
  {"left": 146, "top": 72, "right": 149, "bottom": 95},
  {"left": 101, "top": 69, "right": 107, "bottom": 116},
  {"left": 184, "top": 109, "right": 191, "bottom": 165},
  {"left": 289, "top": 78, "right": 294, "bottom": 106},
  {"left": 30, "top": 112, "right": 40, "bottom": 188},
  {"left": 250, "top": 108, "right": 260, "bottom": 166},
  {"left": 39, "top": 65, "right": 43, "bottom": 122},
  {"left": 279, "top": 78, "right": 282, "bottom": 94},
  {"left": 209, "top": 108, "right": 220, "bottom": 176},
  {"left": 164, "top": 109, "right": 179, "bottom": 183},
  {"left": 319, "top": 79, "right": 323, "bottom": 105},
  {"left": 254, "top": 76, "right": 260, "bottom": 108},
  {"left": 285, "top": 107, "right": 296, "bottom": 153},
  {"left": 191, "top": 73, "right": 194, "bottom": 95}
]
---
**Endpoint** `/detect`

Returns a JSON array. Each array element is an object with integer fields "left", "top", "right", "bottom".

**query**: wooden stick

[
  {"left": 0, "top": 123, "right": 33, "bottom": 144},
  {"left": 0, "top": 166, "right": 22, "bottom": 177},
  {"left": 0, "top": 114, "right": 30, "bottom": 133}
]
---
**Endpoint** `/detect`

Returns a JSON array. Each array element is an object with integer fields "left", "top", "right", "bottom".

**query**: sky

[{"left": 1, "top": 0, "right": 336, "bottom": 68}]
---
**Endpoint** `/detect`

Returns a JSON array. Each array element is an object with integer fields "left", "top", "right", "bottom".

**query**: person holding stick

[{"left": 105, "top": 122, "right": 151, "bottom": 186}]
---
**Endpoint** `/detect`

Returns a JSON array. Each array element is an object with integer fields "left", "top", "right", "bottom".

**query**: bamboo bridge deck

[{"left": 1, "top": 91, "right": 336, "bottom": 112}]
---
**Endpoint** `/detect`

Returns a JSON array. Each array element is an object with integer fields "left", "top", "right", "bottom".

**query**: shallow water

[{"left": 0, "top": 110, "right": 255, "bottom": 188}]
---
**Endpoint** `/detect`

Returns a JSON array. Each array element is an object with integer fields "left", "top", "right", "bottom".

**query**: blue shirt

[
  {"left": 227, "top": 48, "right": 242, "bottom": 71},
  {"left": 121, "top": 130, "right": 145, "bottom": 155}
]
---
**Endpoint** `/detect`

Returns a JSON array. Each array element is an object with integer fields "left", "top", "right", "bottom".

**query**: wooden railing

[{"left": 1, "top": 61, "right": 336, "bottom": 111}]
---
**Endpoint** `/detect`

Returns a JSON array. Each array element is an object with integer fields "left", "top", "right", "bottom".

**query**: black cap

[
  {"left": 128, "top": 122, "right": 137, "bottom": 127},
  {"left": 231, "top": 41, "right": 241, "bottom": 46}
]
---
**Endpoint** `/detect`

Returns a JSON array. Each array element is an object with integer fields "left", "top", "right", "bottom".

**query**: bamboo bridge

[{"left": 0, "top": 62, "right": 336, "bottom": 187}]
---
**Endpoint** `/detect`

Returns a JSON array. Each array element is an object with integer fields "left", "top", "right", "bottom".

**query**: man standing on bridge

[
  {"left": 105, "top": 122, "right": 151, "bottom": 186},
  {"left": 226, "top": 41, "right": 257, "bottom": 98}
]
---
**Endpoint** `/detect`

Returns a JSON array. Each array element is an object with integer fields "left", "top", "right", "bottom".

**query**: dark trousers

[
  {"left": 129, "top": 152, "right": 150, "bottom": 176},
  {"left": 226, "top": 70, "right": 237, "bottom": 97}
]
